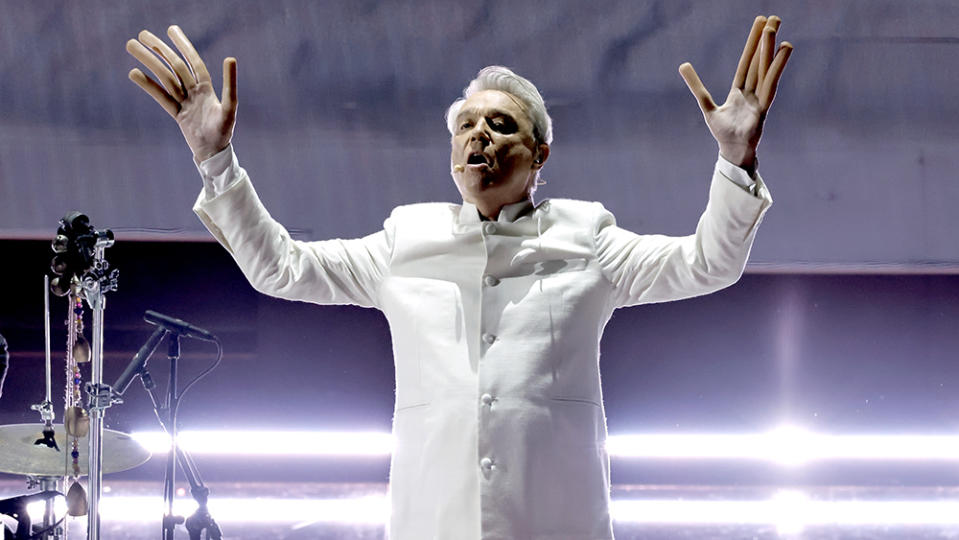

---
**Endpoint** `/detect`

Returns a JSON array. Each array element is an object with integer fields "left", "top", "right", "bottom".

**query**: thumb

[{"left": 221, "top": 57, "right": 238, "bottom": 121}]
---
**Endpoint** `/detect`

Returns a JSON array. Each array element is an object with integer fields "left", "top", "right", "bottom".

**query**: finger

[
  {"left": 743, "top": 43, "right": 760, "bottom": 94},
  {"left": 757, "top": 16, "right": 781, "bottom": 91},
  {"left": 678, "top": 62, "right": 717, "bottom": 113},
  {"left": 126, "top": 39, "right": 183, "bottom": 100},
  {"left": 759, "top": 42, "right": 793, "bottom": 111},
  {"left": 138, "top": 30, "right": 193, "bottom": 97},
  {"left": 167, "top": 25, "right": 211, "bottom": 84},
  {"left": 221, "top": 57, "right": 238, "bottom": 123},
  {"left": 128, "top": 68, "right": 179, "bottom": 117},
  {"left": 732, "top": 16, "right": 767, "bottom": 89}
]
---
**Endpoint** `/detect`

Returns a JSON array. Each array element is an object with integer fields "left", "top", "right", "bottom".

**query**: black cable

[
  {"left": 110, "top": 226, "right": 312, "bottom": 236},
  {"left": 26, "top": 513, "right": 65, "bottom": 540},
  {"left": 1, "top": 493, "right": 66, "bottom": 540},
  {"left": 0, "top": 332, "right": 9, "bottom": 401},
  {"left": 173, "top": 338, "right": 223, "bottom": 426},
  {"left": 157, "top": 338, "right": 222, "bottom": 539}
]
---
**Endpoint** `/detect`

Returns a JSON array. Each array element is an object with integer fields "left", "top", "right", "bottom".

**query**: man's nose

[{"left": 469, "top": 122, "right": 491, "bottom": 144}]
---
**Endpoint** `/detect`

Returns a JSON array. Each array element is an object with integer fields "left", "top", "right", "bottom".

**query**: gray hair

[{"left": 445, "top": 66, "right": 553, "bottom": 146}]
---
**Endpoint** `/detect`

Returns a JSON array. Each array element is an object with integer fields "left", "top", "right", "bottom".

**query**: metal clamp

[
  {"left": 30, "top": 399, "right": 56, "bottom": 423},
  {"left": 84, "top": 382, "right": 121, "bottom": 411}
]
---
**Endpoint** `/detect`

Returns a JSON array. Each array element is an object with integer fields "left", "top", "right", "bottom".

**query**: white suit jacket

[{"left": 193, "top": 151, "right": 771, "bottom": 540}]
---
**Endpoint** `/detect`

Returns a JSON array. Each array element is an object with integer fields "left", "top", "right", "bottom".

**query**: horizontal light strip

[
  {"left": 608, "top": 425, "right": 959, "bottom": 464},
  {"left": 21, "top": 492, "right": 959, "bottom": 530},
  {"left": 131, "top": 431, "right": 393, "bottom": 456},
  {"left": 131, "top": 426, "right": 959, "bottom": 463},
  {"left": 612, "top": 490, "right": 959, "bottom": 534},
  {"left": 24, "top": 496, "right": 387, "bottom": 525}
]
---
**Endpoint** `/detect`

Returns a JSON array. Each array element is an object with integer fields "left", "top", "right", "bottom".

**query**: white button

[
  {"left": 481, "top": 393, "right": 494, "bottom": 405},
  {"left": 482, "top": 333, "right": 496, "bottom": 344},
  {"left": 480, "top": 457, "right": 494, "bottom": 470},
  {"left": 483, "top": 275, "right": 499, "bottom": 287},
  {"left": 483, "top": 222, "right": 497, "bottom": 235}
]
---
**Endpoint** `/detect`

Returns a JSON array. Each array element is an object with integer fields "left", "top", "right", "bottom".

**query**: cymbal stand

[
  {"left": 32, "top": 276, "right": 58, "bottom": 446},
  {"left": 25, "top": 476, "right": 64, "bottom": 540},
  {"left": 80, "top": 241, "right": 119, "bottom": 540},
  {"left": 31, "top": 276, "right": 56, "bottom": 428},
  {"left": 30, "top": 276, "right": 62, "bottom": 539}
]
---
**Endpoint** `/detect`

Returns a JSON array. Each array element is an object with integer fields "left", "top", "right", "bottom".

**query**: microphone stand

[
  {"left": 161, "top": 335, "right": 181, "bottom": 540},
  {"left": 135, "top": 332, "right": 222, "bottom": 540}
]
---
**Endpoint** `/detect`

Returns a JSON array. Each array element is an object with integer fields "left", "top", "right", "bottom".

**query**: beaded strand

[{"left": 66, "top": 291, "right": 84, "bottom": 476}]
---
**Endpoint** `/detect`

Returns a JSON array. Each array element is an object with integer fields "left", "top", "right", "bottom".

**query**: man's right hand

[{"left": 127, "top": 25, "right": 237, "bottom": 162}]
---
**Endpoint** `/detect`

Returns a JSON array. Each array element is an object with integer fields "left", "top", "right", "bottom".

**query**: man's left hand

[{"left": 678, "top": 15, "right": 793, "bottom": 173}]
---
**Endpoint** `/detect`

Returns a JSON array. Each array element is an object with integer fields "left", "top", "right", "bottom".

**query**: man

[{"left": 127, "top": 16, "right": 791, "bottom": 540}]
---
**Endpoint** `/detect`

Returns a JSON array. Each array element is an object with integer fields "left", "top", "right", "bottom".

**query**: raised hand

[
  {"left": 678, "top": 16, "right": 793, "bottom": 172},
  {"left": 127, "top": 25, "right": 238, "bottom": 162}
]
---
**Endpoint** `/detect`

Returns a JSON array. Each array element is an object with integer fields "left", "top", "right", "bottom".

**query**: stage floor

[{"left": 4, "top": 480, "right": 959, "bottom": 539}]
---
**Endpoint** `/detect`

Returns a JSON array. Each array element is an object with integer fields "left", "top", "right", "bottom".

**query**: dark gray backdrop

[{"left": 2, "top": 0, "right": 958, "bottom": 270}]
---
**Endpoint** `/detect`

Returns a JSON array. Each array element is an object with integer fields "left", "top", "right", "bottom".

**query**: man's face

[{"left": 450, "top": 90, "right": 544, "bottom": 212}]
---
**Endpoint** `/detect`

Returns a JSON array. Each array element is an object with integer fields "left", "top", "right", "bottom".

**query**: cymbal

[{"left": 0, "top": 424, "right": 151, "bottom": 476}]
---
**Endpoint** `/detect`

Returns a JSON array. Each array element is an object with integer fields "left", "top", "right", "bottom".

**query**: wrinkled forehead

[{"left": 456, "top": 90, "right": 532, "bottom": 124}]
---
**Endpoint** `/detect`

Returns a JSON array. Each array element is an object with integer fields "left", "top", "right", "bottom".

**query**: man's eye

[
  {"left": 489, "top": 117, "right": 516, "bottom": 134},
  {"left": 458, "top": 121, "right": 473, "bottom": 131}
]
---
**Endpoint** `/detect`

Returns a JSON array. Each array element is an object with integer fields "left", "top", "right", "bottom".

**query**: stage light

[
  {"left": 19, "top": 493, "right": 959, "bottom": 528},
  {"left": 770, "top": 489, "right": 809, "bottom": 534},
  {"left": 130, "top": 430, "right": 394, "bottom": 456},
  {"left": 610, "top": 492, "right": 959, "bottom": 530},
  {"left": 25, "top": 495, "right": 388, "bottom": 525},
  {"left": 130, "top": 427, "right": 959, "bottom": 462},
  {"left": 606, "top": 425, "right": 959, "bottom": 463}
]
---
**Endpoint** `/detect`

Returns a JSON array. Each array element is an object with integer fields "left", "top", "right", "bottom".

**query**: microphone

[
  {"left": 112, "top": 327, "right": 167, "bottom": 396},
  {"left": 144, "top": 311, "right": 217, "bottom": 342},
  {"left": 0, "top": 333, "right": 8, "bottom": 400}
]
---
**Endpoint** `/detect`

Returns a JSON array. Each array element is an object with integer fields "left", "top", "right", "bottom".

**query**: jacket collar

[{"left": 457, "top": 198, "right": 536, "bottom": 225}]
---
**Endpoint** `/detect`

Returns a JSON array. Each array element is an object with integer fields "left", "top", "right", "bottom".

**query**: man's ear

[{"left": 532, "top": 144, "right": 550, "bottom": 170}]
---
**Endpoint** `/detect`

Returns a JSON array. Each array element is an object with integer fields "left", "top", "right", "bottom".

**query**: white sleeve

[
  {"left": 595, "top": 159, "right": 772, "bottom": 308},
  {"left": 716, "top": 153, "right": 761, "bottom": 195},
  {"left": 195, "top": 144, "right": 241, "bottom": 201},
  {"left": 192, "top": 152, "right": 393, "bottom": 308}
]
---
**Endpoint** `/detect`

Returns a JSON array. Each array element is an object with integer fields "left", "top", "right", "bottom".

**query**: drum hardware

[
  {"left": 30, "top": 277, "right": 58, "bottom": 454},
  {"left": 0, "top": 422, "right": 151, "bottom": 539},
  {"left": 0, "top": 489, "right": 63, "bottom": 540},
  {"left": 39, "top": 212, "right": 122, "bottom": 540},
  {"left": 0, "top": 424, "right": 151, "bottom": 477},
  {"left": 3, "top": 213, "right": 223, "bottom": 539},
  {"left": 56, "top": 213, "right": 118, "bottom": 540}
]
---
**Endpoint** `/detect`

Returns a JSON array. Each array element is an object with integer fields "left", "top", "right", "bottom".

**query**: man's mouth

[{"left": 466, "top": 152, "right": 491, "bottom": 168}]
